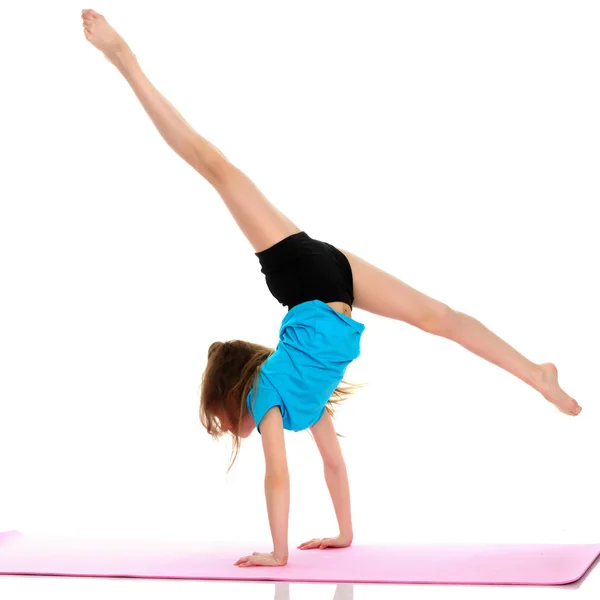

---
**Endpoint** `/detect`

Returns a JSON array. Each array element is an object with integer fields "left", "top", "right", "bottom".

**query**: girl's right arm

[{"left": 260, "top": 407, "right": 290, "bottom": 563}]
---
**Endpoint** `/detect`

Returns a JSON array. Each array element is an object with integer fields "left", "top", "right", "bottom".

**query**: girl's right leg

[{"left": 337, "top": 247, "right": 582, "bottom": 417}]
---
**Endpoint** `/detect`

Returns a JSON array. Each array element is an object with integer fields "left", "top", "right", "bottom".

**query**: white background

[{"left": 1, "top": 0, "right": 598, "bottom": 597}]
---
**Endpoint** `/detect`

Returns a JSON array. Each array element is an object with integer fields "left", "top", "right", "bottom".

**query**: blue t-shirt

[{"left": 246, "top": 300, "right": 366, "bottom": 434}]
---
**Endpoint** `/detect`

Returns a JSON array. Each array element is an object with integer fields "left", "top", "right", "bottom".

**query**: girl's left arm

[{"left": 310, "top": 410, "right": 354, "bottom": 541}]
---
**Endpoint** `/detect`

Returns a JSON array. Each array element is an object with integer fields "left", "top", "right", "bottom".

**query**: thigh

[
  {"left": 337, "top": 248, "right": 451, "bottom": 330},
  {"left": 210, "top": 161, "right": 302, "bottom": 253}
]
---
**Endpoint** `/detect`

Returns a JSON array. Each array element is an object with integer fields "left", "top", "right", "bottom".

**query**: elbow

[
  {"left": 324, "top": 460, "right": 346, "bottom": 473},
  {"left": 265, "top": 470, "right": 290, "bottom": 483}
]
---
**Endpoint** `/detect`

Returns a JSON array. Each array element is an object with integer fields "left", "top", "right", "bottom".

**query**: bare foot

[
  {"left": 82, "top": 9, "right": 129, "bottom": 62},
  {"left": 537, "top": 362, "right": 582, "bottom": 416}
]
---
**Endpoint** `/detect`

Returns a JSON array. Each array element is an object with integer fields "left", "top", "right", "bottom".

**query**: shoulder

[{"left": 251, "top": 379, "right": 285, "bottom": 434}]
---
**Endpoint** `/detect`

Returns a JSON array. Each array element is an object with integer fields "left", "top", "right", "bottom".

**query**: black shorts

[{"left": 255, "top": 231, "right": 355, "bottom": 310}]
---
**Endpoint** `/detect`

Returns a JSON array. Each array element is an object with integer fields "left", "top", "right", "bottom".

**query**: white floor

[{"left": 0, "top": 556, "right": 598, "bottom": 600}]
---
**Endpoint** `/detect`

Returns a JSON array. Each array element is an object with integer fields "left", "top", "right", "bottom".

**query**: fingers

[
  {"left": 235, "top": 557, "right": 264, "bottom": 567},
  {"left": 234, "top": 552, "right": 270, "bottom": 567},
  {"left": 298, "top": 538, "right": 327, "bottom": 550},
  {"left": 234, "top": 554, "right": 254, "bottom": 565},
  {"left": 298, "top": 537, "right": 348, "bottom": 550}
]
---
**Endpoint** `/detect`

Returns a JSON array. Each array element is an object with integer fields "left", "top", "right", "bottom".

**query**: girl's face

[
  {"left": 220, "top": 411, "right": 255, "bottom": 438},
  {"left": 239, "top": 412, "right": 256, "bottom": 438}
]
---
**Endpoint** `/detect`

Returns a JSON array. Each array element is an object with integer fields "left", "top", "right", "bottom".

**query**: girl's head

[
  {"left": 199, "top": 340, "right": 273, "bottom": 469},
  {"left": 199, "top": 339, "right": 366, "bottom": 472}
]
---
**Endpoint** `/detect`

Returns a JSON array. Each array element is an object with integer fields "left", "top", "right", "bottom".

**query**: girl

[{"left": 82, "top": 9, "right": 582, "bottom": 569}]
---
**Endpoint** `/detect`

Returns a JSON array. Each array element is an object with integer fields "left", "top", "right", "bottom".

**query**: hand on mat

[
  {"left": 234, "top": 551, "right": 288, "bottom": 567},
  {"left": 298, "top": 535, "right": 352, "bottom": 550}
]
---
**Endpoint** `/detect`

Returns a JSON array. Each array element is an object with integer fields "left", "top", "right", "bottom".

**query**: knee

[
  {"left": 420, "top": 304, "right": 456, "bottom": 335},
  {"left": 194, "top": 145, "right": 233, "bottom": 186},
  {"left": 205, "top": 152, "right": 235, "bottom": 186}
]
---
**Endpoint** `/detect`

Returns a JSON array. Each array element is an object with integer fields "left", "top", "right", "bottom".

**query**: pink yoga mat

[{"left": 1, "top": 531, "right": 598, "bottom": 585}]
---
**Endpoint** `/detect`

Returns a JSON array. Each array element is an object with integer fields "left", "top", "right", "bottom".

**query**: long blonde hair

[{"left": 199, "top": 339, "right": 366, "bottom": 472}]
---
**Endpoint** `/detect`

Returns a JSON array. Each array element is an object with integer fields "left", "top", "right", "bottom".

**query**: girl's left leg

[
  {"left": 82, "top": 10, "right": 301, "bottom": 254},
  {"left": 338, "top": 247, "right": 582, "bottom": 417}
]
